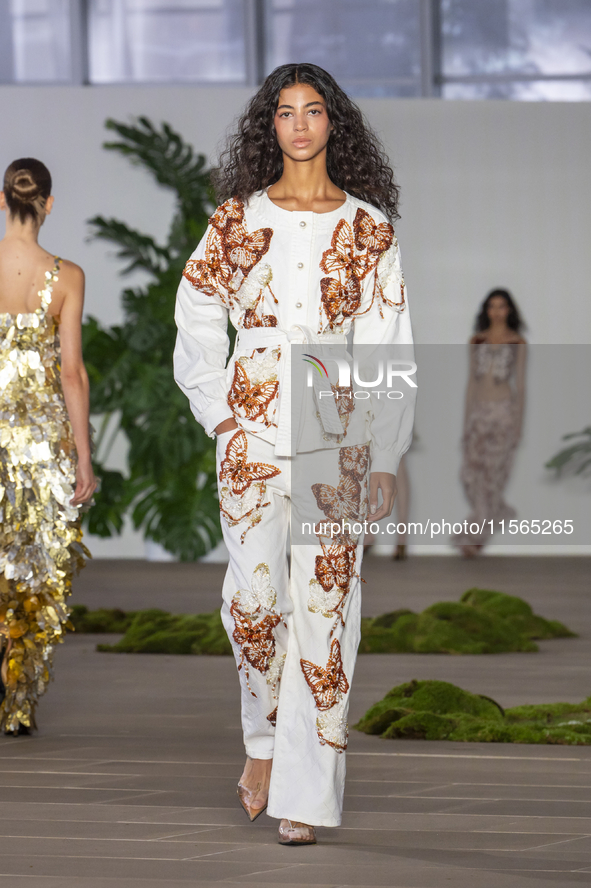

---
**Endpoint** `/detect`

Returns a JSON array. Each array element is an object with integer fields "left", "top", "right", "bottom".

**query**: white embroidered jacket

[{"left": 174, "top": 190, "right": 415, "bottom": 474}]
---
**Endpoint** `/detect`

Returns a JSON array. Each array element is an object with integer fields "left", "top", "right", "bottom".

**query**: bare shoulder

[
  {"left": 53, "top": 259, "right": 85, "bottom": 316},
  {"left": 469, "top": 334, "right": 484, "bottom": 344},
  {"left": 59, "top": 258, "right": 85, "bottom": 285}
]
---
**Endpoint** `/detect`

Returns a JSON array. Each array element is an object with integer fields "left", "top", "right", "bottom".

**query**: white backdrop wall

[{"left": 1, "top": 87, "right": 590, "bottom": 556}]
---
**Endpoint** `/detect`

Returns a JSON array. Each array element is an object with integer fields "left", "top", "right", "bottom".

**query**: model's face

[
  {"left": 487, "top": 295, "right": 510, "bottom": 324},
  {"left": 273, "top": 83, "right": 332, "bottom": 162}
]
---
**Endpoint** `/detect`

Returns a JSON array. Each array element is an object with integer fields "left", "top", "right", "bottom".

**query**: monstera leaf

[{"left": 83, "top": 118, "right": 221, "bottom": 560}]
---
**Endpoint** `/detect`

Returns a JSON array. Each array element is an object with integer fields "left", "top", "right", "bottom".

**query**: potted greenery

[
  {"left": 82, "top": 117, "right": 229, "bottom": 560},
  {"left": 546, "top": 427, "right": 591, "bottom": 477}
]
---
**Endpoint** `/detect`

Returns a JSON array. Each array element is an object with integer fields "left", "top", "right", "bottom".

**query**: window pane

[
  {"left": 89, "top": 0, "right": 247, "bottom": 83},
  {"left": 0, "top": 0, "right": 72, "bottom": 82},
  {"left": 443, "top": 80, "right": 591, "bottom": 102},
  {"left": 442, "top": 0, "right": 591, "bottom": 79},
  {"left": 265, "top": 0, "right": 422, "bottom": 97}
]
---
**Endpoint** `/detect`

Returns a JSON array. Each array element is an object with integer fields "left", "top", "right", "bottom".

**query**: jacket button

[
  {"left": 299, "top": 221, "right": 306, "bottom": 228},
  {"left": 295, "top": 302, "right": 302, "bottom": 308},
  {"left": 297, "top": 262, "right": 304, "bottom": 269}
]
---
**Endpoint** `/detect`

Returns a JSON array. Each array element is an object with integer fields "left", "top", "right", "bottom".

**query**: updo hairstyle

[{"left": 3, "top": 158, "right": 52, "bottom": 224}]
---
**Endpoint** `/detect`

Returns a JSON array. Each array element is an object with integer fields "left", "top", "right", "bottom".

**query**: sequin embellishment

[
  {"left": 218, "top": 430, "right": 280, "bottom": 543},
  {"left": 319, "top": 208, "right": 404, "bottom": 331},
  {"left": 0, "top": 257, "right": 90, "bottom": 734},
  {"left": 227, "top": 348, "right": 280, "bottom": 428},
  {"left": 230, "top": 564, "right": 285, "bottom": 696},
  {"left": 183, "top": 198, "right": 277, "bottom": 327},
  {"left": 300, "top": 639, "right": 350, "bottom": 752}
]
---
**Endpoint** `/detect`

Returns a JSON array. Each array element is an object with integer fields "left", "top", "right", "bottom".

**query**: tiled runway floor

[{"left": 1, "top": 556, "right": 590, "bottom": 887}]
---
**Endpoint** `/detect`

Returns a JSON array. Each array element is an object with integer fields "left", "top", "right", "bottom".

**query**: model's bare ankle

[{"left": 240, "top": 756, "right": 273, "bottom": 791}]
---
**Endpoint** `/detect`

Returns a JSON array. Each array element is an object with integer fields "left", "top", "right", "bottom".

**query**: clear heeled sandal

[
  {"left": 278, "top": 819, "right": 317, "bottom": 845},
  {"left": 237, "top": 782, "right": 268, "bottom": 822}
]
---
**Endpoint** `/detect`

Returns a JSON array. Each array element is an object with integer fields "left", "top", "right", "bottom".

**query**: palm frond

[
  {"left": 88, "top": 216, "right": 170, "bottom": 275},
  {"left": 103, "top": 117, "right": 215, "bottom": 225},
  {"left": 84, "top": 117, "right": 219, "bottom": 560}
]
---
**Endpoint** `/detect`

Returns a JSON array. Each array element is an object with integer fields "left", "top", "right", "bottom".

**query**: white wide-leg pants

[{"left": 216, "top": 427, "right": 368, "bottom": 828}]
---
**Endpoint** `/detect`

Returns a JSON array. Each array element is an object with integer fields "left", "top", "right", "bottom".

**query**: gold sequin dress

[{"left": 0, "top": 258, "right": 89, "bottom": 733}]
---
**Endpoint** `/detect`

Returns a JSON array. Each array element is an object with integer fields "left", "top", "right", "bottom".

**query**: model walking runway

[{"left": 174, "top": 63, "right": 415, "bottom": 843}]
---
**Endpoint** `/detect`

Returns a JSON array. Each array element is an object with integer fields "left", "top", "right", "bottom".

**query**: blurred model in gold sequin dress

[{"left": 0, "top": 159, "right": 96, "bottom": 734}]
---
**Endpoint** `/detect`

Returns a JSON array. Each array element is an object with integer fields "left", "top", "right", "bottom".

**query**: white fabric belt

[{"left": 235, "top": 324, "right": 348, "bottom": 455}]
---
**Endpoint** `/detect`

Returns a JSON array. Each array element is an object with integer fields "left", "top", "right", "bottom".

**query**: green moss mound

[
  {"left": 96, "top": 609, "right": 232, "bottom": 655},
  {"left": 355, "top": 679, "right": 591, "bottom": 745},
  {"left": 460, "top": 588, "right": 575, "bottom": 640},
  {"left": 69, "top": 605, "right": 136, "bottom": 634},
  {"left": 358, "top": 588, "right": 575, "bottom": 654},
  {"left": 71, "top": 588, "right": 574, "bottom": 658}
]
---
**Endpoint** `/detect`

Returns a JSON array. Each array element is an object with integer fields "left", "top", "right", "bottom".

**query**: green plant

[
  {"left": 83, "top": 117, "right": 225, "bottom": 559},
  {"left": 546, "top": 426, "right": 591, "bottom": 477},
  {"left": 69, "top": 605, "right": 136, "bottom": 634},
  {"left": 72, "top": 588, "right": 574, "bottom": 657},
  {"left": 355, "top": 679, "right": 591, "bottom": 745},
  {"left": 358, "top": 588, "right": 574, "bottom": 654},
  {"left": 96, "top": 609, "right": 232, "bottom": 656}
]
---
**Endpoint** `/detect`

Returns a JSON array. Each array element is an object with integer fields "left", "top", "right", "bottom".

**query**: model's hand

[
  {"left": 368, "top": 472, "right": 397, "bottom": 522},
  {"left": 214, "top": 418, "right": 240, "bottom": 435},
  {"left": 71, "top": 459, "right": 97, "bottom": 506}
]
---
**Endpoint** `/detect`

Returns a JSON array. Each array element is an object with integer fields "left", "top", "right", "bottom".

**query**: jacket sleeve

[
  {"left": 173, "top": 228, "right": 235, "bottom": 437},
  {"left": 352, "top": 236, "right": 416, "bottom": 475}
]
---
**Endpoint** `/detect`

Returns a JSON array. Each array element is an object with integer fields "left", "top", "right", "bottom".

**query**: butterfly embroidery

[
  {"left": 185, "top": 197, "right": 277, "bottom": 326},
  {"left": 353, "top": 208, "right": 394, "bottom": 254},
  {"left": 183, "top": 228, "right": 233, "bottom": 300},
  {"left": 231, "top": 604, "right": 281, "bottom": 695},
  {"left": 219, "top": 429, "right": 280, "bottom": 496},
  {"left": 308, "top": 580, "right": 346, "bottom": 620},
  {"left": 311, "top": 473, "right": 361, "bottom": 523},
  {"left": 227, "top": 361, "right": 279, "bottom": 425},
  {"left": 320, "top": 218, "right": 368, "bottom": 280},
  {"left": 242, "top": 308, "right": 278, "bottom": 327},
  {"left": 339, "top": 444, "right": 370, "bottom": 480},
  {"left": 331, "top": 384, "right": 356, "bottom": 434},
  {"left": 233, "top": 563, "right": 277, "bottom": 616},
  {"left": 315, "top": 544, "right": 354, "bottom": 593},
  {"left": 224, "top": 221, "right": 273, "bottom": 273},
  {"left": 219, "top": 481, "right": 268, "bottom": 544},
  {"left": 300, "top": 639, "right": 349, "bottom": 711},
  {"left": 309, "top": 540, "right": 358, "bottom": 633},
  {"left": 209, "top": 196, "right": 245, "bottom": 231},
  {"left": 316, "top": 700, "right": 349, "bottom": 753},
  {"left": 320, "top": 276, "right": 362, "bottom": 325},
  {"left": 318, "top": 209, "right": 401, "bottom": 331}
]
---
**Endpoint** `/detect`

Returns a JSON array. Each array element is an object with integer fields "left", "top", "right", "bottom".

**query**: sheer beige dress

[{"left": 453, "top": 340, "right": 526, "bottom": 547}]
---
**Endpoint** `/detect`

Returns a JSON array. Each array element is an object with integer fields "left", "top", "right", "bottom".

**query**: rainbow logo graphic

[{"left": 302, "top": 353, "right": 329, "bottom": 378}]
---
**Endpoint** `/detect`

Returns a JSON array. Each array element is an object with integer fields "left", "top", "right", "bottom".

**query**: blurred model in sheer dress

[{"left": 453, "top": 289, "right": 526, "bottom": 558}]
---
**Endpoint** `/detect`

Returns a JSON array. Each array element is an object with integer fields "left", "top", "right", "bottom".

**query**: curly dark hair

[
  {"left": 475, "top": 288, "right": 525, "bottom": 333},
  {"left": 212, "top": 63, "right": 400, "bottom": 221}
]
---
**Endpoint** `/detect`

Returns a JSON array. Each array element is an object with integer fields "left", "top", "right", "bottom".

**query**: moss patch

[
  {"left": 355, "top": 679, "right": 591, "bottom": 745},
  {"left": 358, "top": 588, "right": 575, "bottom": 654},
  {"left": 70, "top": 588, "right": 574, "bottom": 658},
  {"left": 95, "top": 609, "right": 232, "bottom": 655},
  {"left": 70, "top": 605, "right": 136, "bottom": 634}
]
